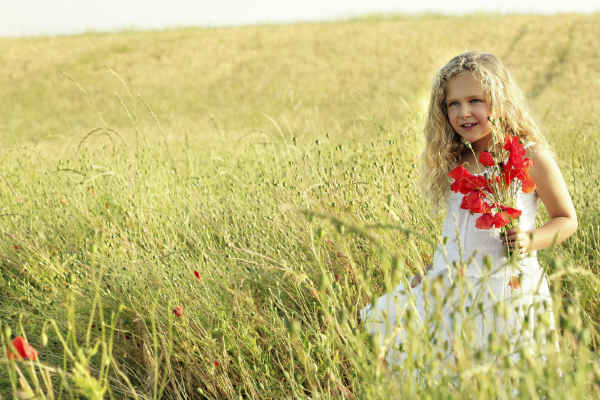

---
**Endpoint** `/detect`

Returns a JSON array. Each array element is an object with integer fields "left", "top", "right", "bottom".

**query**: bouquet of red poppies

[{"left": 448, "top": 133, "right": 535, "bottom": 253}]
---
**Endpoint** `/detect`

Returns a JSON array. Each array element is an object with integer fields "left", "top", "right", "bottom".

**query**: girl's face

[{"left": 445, "top": 72, "right": 493, "bottom": 151}]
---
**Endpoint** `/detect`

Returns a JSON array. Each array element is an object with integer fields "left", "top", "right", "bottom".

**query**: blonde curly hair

[{"left": 422, "top": 51, "right": 547, "bottom": 209}]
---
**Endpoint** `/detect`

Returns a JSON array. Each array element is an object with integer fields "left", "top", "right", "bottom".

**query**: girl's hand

[
  {"left": 411, "top": 263, "right": 433, "bottom": 288},
  {"left": 501, "top": 226, "right": 532, "bottom": 255}
]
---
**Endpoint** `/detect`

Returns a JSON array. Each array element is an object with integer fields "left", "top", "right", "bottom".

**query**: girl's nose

[{"left": 459, "top": 104, "right": 472, "bottom": 117}]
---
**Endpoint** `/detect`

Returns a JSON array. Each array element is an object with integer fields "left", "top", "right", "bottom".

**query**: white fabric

[{"left": 360, "top": 186, "right": 555, "bottom": 366}]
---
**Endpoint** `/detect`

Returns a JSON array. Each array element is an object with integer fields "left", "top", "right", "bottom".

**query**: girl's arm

[{"left": 504, "top": 147, "right": 578, "bottom": 253}]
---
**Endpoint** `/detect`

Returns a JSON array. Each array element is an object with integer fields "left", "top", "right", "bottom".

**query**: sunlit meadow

[{"left": 1, "top": 13, "right": 599, "bottom": 399}]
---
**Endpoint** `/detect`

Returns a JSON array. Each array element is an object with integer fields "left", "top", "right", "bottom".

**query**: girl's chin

[{"left": 463, "top": 134, "right": 492, "bottom": 147}]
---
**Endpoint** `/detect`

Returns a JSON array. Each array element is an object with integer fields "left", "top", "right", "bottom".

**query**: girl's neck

[
  {"left": 470, "top": 134, "right": 494, "bottom": 153},
  {"left": 461, "top": 144, "right": 499, "bottom": 173}
]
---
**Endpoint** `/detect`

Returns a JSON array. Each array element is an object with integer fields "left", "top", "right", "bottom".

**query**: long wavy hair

[{"left": 421, "top": 51, "right": 547, "bottom": 209}]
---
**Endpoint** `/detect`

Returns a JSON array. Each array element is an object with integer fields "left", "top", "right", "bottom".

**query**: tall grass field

[{"left": 1, "top": 13, "right": 599, "bottom": 399}]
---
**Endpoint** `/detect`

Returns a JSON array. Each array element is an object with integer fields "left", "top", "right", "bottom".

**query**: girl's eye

[
  {"left": 448, "top": 101, "right": 458, "bottom": 107},
  {"left": 470, "top": 99, "right": 482, "bottom": 103}
]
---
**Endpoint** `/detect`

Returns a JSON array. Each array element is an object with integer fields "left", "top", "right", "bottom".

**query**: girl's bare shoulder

[
  {"left": 527, "top": 144, "right": 556, "bottom": 175},
  {"left": 527, "top": 144, "right": 576, "bottom": 220}
]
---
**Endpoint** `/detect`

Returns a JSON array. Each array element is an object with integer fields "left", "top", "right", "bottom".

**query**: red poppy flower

[
  {"left": 479, "top": 151, "right": 495, "bottom": 167},
  {"left": 473, "top": 176, "right": 490, "bottom": 191},
  {"left": 451, "top": 175, "right": 489, "bottom": 195},
  {"left": 448, "top": 165, "right": 472, "bottom": 181},
  {"left": 450, "top": 179, "right": 466, "bottom": 194},
  {"left": 475, "top": 212, "right": 510, "bottom": 229},
  {"left": 460, "top": 191, "right": 489, "bottom": 214},
  {"left": 499, "top": 206, "right": 522, "bottom": 219},
  {"left": 516, "top": 158, "right": 534, "bottom": 175},
  {"left": 6, "top": 336, "right": 38, "bottom": 361},
  {"left": 508, "top": 275, "right": 521, "bottom": 289},
  {"left": 173, "top": 305, "right": 184, "bottom": 318},
  {"left": 525, "top": 158, "right": 535, "bottom": 169},
  {"left": 214, "top": 360, "right": 220, "bottom": 367},
  {"left": 504, "top": 135, "right": 526, "bottom": 163},
  {"left": 194, "top": 270, "right": 200, "bottom": 280},
  {"left": 475, "top": 213, "right": 495, "bottom": 229},
  {"left": 504, "top": 138, "right": 536, "bottom": 187},
  {"left": 13, "top": 245, "right": 19, "bottom": 250},
  {"left": 509, "top": 157, "right": 530, "bottom": 178},
  {"left": 492, "top": 212, "right": 510, "bottom": 228},
  {"left": 521, "top": 175, "right": 536, "bottom": 193}
]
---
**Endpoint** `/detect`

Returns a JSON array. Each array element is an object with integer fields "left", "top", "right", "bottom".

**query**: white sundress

[{"left": 360, "top": 185, "right": 556, "bottom": 366}]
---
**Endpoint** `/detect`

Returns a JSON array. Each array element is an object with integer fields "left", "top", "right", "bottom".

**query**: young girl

[{"left": 360, "top": 51, "right": 578, "bottom": 367}]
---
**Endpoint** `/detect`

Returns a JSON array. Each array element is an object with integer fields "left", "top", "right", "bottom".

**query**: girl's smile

[{"left": 445, "top": 72, "right": 493, "bottom": 151}]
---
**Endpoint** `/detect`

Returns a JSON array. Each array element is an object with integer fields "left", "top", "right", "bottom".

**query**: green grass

[{"left": 1, "top": 12, "right": 599, "bottom": 399}]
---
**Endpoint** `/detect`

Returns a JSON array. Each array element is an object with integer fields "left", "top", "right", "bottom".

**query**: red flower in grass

[
  {"left": 173, "top": 305, "right": 184, "bottom": 318},
  {"left": 508, "top": 275, "right": 522, "bottom": 289},
  {"left": 6, "top": 336, "right": 38, "bottom": 361},
  {"left": 479, "top": 151, "right": 495, "bottom": 167},
  {"left": 194, "top": 270, "right": 200, "bottom": 280},
  {"left": 214, "top": 360, "right": 220, "bottom": 367},
  {"left": 13, "top": 245, "right": 19, "bottom": 250}
]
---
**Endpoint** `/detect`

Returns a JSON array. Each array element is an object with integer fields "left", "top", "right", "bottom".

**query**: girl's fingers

[
  {"left": 506, "top": 237, "right": 530, "bottom": 253},
  {"left": 506, "top": 232, "right": 525, "bottom": 242},
  {"left": 502, "top": 234, "right": 517, "bottom": 245},
  {"left": 504, "top": 236, "right": 524, "bottom": 250},
  {"left": 507, "top": 230, "right": 520, "bottom": 238},
  {"left": 504, "top": 227, "right": 523, "bottom": 239}
]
